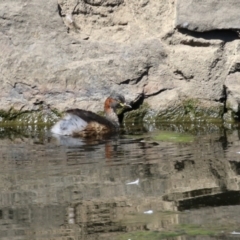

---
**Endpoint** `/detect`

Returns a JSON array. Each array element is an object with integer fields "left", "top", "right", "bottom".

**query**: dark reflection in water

[{"left": 1, "top": 123, "right": 240, "bottom": 239}]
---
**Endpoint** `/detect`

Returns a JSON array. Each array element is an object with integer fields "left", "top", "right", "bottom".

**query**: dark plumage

[{"left": 51, "top": 94, "right": 131, "bottom": 137}]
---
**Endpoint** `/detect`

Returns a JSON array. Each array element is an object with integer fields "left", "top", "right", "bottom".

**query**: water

[{"left": 1, "top": 123, "right": 240, "bottom": 239}]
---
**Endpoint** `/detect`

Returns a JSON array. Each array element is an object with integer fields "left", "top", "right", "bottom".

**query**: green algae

[
  {"left": 178, "top": 224, "right": 217, "bottom": 237},
  {"left": 0, "top": 108, "right": 62, "bottom": 125},
  {"left": 0, "top": 97, "right": 226, "bottom": 127},
  {"left": 0, "top": 124, "right": 51, "bottom": 141},
  {"left": 124, "top": 103, "right": 149, "bottom": 123},
  {"left": 123, "top": 99, "right": 224, "bottom": 124},
  {"left": 153, "top": 99, "right": 224, "bottom": 123},
  {"left": 117, "top": 223, "right": 222, "bottom": 240},
  {"left": 182, "top": 99, "right": 224, "bottom": 122},
  {"left": 117, "top": 228, "right": 217, "bottom": 240},
  {"left": 125, "top": 130, "right": 195, "bottom": 144},
  {"left": 0, "top": 108, "right": 22, "bottom": 121},
  {"left": 117, "top": 231, "right": 182, "bottom": 240},
  {"left": 151, "top": 131, "right": 195, "bottom": 143}
]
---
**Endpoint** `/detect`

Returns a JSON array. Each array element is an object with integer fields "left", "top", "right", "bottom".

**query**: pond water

[{"left": 1, "top": 122, "right": 240, "bottom": 240}]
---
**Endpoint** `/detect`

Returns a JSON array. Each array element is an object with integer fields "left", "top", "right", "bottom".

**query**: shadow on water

[{"left": 1, "top": 122, "right": 240, "bottom": 239}]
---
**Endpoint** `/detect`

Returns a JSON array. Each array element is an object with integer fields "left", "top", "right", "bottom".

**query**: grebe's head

[{"left": 104, "top": 94, "right": 131, "bottom": 113}]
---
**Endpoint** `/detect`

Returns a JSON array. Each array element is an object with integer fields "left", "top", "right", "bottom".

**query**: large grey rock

[
  {"left": 1, "top": 0, "right": 240, "bottom": 123},
  {"left": 0, "top": 0, "right": 167, "bottom": 114},
  {"left": 176, "top": 0, "right": 240, "bottom": 31}
]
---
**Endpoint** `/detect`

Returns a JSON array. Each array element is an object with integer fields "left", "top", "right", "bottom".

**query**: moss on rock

[
  {"left": 0, "top": 108, "right": 62, "bottom": 125},
  {"left": 124, "top": 99, "right": 224, "bottom": 124},
  {"left": 124, "top": 103, "right": 149, "bottom": 123},
  {"left": 0, "top": 98, "right": 225, "bottom": 126}
]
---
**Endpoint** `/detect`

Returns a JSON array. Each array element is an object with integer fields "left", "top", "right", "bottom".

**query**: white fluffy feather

[{"left": 51, "top": 114, "right": 88, "bottom": 135}]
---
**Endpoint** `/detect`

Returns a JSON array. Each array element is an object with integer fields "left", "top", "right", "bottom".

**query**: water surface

[{"left": 1, "top": 123, "right": 240, "bottom": 239}]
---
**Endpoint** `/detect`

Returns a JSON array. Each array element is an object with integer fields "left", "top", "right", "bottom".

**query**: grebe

[{"left": 51, "top": 94, "right": 131, "bottom": 137}]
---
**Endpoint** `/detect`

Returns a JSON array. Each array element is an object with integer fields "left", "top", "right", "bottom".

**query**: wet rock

[
  {"left": 126, "top": 90, "right": 224, "bottom": 123},
  {"left": 224, "top": 72, "right": 240, "bottom": 121}
]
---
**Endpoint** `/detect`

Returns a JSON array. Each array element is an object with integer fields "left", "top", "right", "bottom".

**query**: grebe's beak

[{"left": 120, "top": 102, "right": 132, "bottom": 108}]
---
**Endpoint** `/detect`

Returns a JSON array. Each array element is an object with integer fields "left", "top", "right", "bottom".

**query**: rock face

[
  {"left": 1, "top": 0, "right": 240, "bottom": 123},
  {"left": 225, "top": 72, "right": 240, "bottom": 121},
  {"left": 176, "top": 0, "right": 240, "bottom": 32}
]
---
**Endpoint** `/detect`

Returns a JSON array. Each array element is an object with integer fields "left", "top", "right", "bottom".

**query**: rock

[
  {"left": 1, "top": 0, "right": 240, "bottom": 124},
  {"left": 168, "top": 45, "right": 226, "bottom": 100},
  {"left": 176, "top": 0, "right": 240, "bottom": 32},
  {"left": 0, "top": 0, "right": 166, "bottom": 115},
  {"left": 145, "top": 90, "right": 224, "bottom": 122},
  {"left": 224, "top": 72, "right": 240, "bottom": 121}
]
